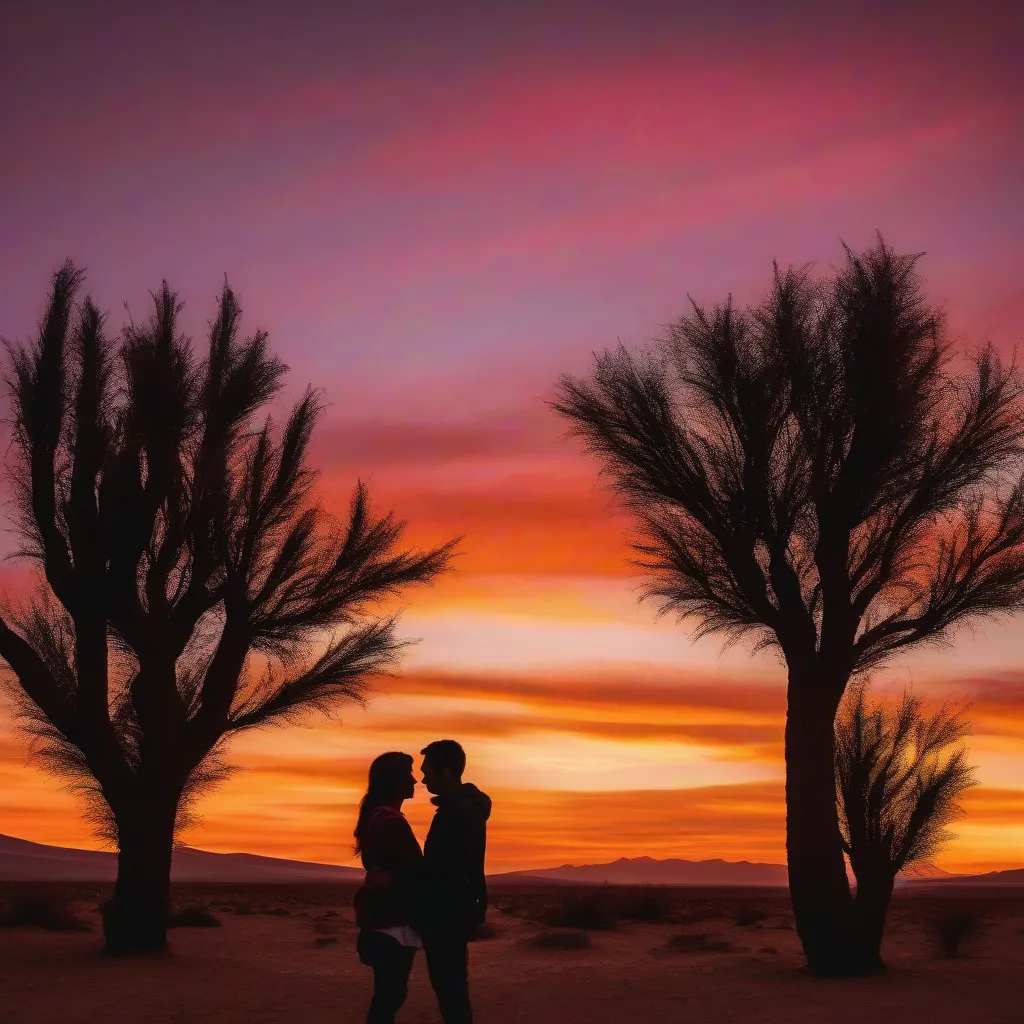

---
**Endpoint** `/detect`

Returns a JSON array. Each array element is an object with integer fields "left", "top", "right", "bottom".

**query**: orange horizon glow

[
  {"left": 4, "top": 657, "right": 1024, "bottom": 874},
  {"left": 1, "top": 1, "right": 1023, "bottom": 875}
]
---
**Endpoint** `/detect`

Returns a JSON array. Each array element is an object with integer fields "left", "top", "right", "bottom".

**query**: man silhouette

[{"left": 418, "top": 740, "right": 491, "bottom": 1024}]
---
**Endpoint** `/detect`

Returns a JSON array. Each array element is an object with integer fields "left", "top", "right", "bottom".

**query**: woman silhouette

[{"left": 353, "top": 752, "right": 424, "bottom": 1024}]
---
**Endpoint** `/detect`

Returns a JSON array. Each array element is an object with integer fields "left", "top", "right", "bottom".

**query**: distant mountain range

[
  {"left": 916, "top": 867, "right": 1024, "bottom": 887},
  {"left": 0, "top": 834, "right": 361, "bottom": 883},
  {"left": 3, "top": 834, "right": 1022, "bottom": 887},
  {"left": 2, "top": 836, "right": 791, "bottom": 886},
  {"left": 491, "top": 856, "right": 790, "bottom": 886}
]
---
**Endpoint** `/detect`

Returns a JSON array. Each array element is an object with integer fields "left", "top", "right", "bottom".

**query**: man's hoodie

[{"left": 419, "top": 782, "right": 492, "bottom": 937}]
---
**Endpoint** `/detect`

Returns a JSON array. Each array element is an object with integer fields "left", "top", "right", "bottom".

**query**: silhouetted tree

[
  {"left": 836, "top": 685, "right": 976, "bottom": 966},
  {"left": 552, "top": 237, "right": 1024, "bottom": 975},
  {"left": 0, "top": 263, "right": 456, "bottom": 954}
]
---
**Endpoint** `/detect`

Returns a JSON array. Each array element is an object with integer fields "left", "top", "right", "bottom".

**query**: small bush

[
  {"left": 732, "top": 905, "right": 769, "bottom": 927},
  {"left": 314, "top": 936, "right": 339, "bottom": 947},
  {"left": 168, "top": 905, "right": 221, "bottom": 928},
  {"left": 676, "top": 903, "right": 723, "bottom": 924},
  {"left": 263, "top": 906, "right": 290, "bottom": 917},
  {"left": 0, "top": 889, "right": 90, "bottom": 932},
  {"left": 529, "top": 929, "right": 592, "bottom": 950},
  {"left": 539, "top": 892, "right": 618, "bottom": 931},
  {"left": 496, "top": 898, "right": 524, "bottom": 916},
  {"left": 923, "top": 905, "right": 988, "bottom": 958},
  {"left": 657, "top": 931, "right": 736, "bottom": 955},
  {"left": 706, "top": 940, "right": 735, "bottom": 952},
  {"left": 233, "top": 902, "right": 254, "bottom": 915},
  {"left": 618, "top": 889, "right": 674, "bottom": 923},
  {"left": 758, "top": 946, "right": 778, "bottom": 955},
  {"left": 313, "top": 919, "right": 338, "bottom": 935},
  {"left": 471, "top": 921, "right": 498, "bottom": 941}
]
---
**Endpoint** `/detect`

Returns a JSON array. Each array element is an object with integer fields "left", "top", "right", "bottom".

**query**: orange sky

[{"left": 1, "top": 1, "right": 1022, "bottom": 873}]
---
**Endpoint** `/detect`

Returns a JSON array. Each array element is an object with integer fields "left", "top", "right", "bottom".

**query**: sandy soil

[{"left": 2, "top": 884, "right": 1022, "bottom": 1024}]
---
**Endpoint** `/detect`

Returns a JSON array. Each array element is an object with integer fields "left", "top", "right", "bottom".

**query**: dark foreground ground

[{"left": 1, "top": 883, "right": 1022, "bottom": 1023}]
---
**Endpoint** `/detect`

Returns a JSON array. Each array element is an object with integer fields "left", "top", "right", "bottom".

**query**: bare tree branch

[
  {"left": 4, "top": 261, "right": 80, "bottom": 609},
  {"left": 228, "top": 618, "right": 407, "bottom": 732}
]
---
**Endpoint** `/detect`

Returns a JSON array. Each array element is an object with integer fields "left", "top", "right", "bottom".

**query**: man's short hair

[{"left": 421, "top": 739, "right": 466, "bottom": 777}]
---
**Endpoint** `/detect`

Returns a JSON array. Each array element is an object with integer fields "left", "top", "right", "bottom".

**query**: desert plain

[{"left": 2, "top": 882, "right": 1023, "bottom": 1024}]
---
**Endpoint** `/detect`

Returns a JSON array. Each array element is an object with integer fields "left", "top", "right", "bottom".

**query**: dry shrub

[
  {"left": 168, "top": 905, "right": 221, "bottom": 928},
  {"left": 732, "top": 905, "right": 769, "bottom": 927},
  {"left": 657, "top": 931, "right": 735, "bottom": 955},
  {"left": 263, "top": 907, "right": 290, "bottom": 917},
  {"left": 314, "top": 936, "right": 339, "bottom": 947},
  {"left": 313, "top": 919, "right": 338, "bottom": 935},
  {"left": 676, "top": 902, "right": 723, "bottom": 924},
  {"left": 0, "top": 889, "right": 90, "bottom": 932},
  {"left": 923, "top": 904, "right": 988, "bottom": 958},
  {"left": 539, "top": 891, "right": 618, "bottom": 931},
  {"left": 617, "top": 889, "right": 674, "bottom": 923},
  {"left": 233, "top": 902, "right": 254, "bottom": 915},
  {"left": 529, "top": 929, "right": 592, "bottom": 950},
  {"left": 471, "top": 921, "right": 499, "bottom": 940},
  {"left": 759, "top": 946, "right": 778, "bottom": 954}
]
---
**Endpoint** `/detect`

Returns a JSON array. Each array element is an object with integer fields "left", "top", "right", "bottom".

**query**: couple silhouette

[{"left": 353, "top": 740, "right": 491, "bottom": 1024}]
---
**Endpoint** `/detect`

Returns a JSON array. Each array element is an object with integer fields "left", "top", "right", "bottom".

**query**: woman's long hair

[{"left": 353, "top": 751, "right": 414, "bottom": 855}]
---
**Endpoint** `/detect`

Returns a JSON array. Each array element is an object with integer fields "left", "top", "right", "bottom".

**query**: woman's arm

[{"left": 376, "top": 815, "right": 423, "bottom": 871}]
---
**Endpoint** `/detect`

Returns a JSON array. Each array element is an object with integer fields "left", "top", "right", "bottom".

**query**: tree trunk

[
  {"left": 785, "top": 678, "right": 859, "bottom": 977},
  {"left": 103, "top": 801, "right": 177, "bottom": 955},
  {"left": 852, "top": 868, "right": 894, "bottom": 971}
]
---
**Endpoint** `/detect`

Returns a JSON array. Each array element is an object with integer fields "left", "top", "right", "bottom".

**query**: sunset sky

[{"left": 1, "top": 1, "right": 1022, "bottom": 873}]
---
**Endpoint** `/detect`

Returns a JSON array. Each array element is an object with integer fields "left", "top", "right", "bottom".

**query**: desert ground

[{"left": 2, "top": 883, "right": 1022, "bottom": 1024}]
